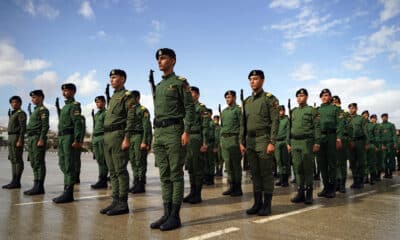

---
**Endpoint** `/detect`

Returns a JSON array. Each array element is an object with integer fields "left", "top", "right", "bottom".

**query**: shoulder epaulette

[
  {"left": 17, "top": 110, "right": 21, "bottom": 112},
  {"left": 141, "top": 106, "right": 145, "bottom": 110},
  {"left": 40, "top": 106, "right": 45, "bottom": 110},
  {"left": 177, "top": 76, "right": 187, "bottom": 81},
  {"left": 237, "top": 104, "right": 241, "bottom": 108},
  {"left": 73, "top": 101, "right": 80, "bottom": 105},
  {"left": 245, "top": 96, "right": 251, "bottom": 103},
  {"left": 125, "top": 91, "right": 131, "bottom": 96},
  {"left": 265, "top": 92, "right": 272, "bottom": 97},
  {"left": 200, "top": 103, "right": 205, "bottom": 106}
]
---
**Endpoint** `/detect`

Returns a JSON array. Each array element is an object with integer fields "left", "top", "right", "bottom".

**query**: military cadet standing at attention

[
  {"left": 240, "top": 70, "right": 279, "bottom": 215},
  {"left": 100, "top": 69, "right": 136, "bottom": 216},
  {"left": 220, "top": 90, "right": 243, "bottom": 196},
  {"left": 74, "top": 115, "right": 86, "bottom": 184},
  {"left": 347, "top": 103, "right": 368, "bottom": 188},
  {"left": 397, "top": 129, "right": 400, "bottom": 171},
  {"left": 316, "top": 89, "right": 343, "bottom": 199},
  {"left": 370, "top": 114, "right": 383, "bottom": 181},
  {"left": 91, "top": 96, "right": 108, "bottom": 189},
  {"left": 362, "top": 111, "right": 378, "bottom": 184},
  {"left": 204, "top": 108, "right": 216, "bottom": 185},
  {"left": 183, "top": 86, "right": 209, "bottom": 204},
  {"left": 213, "top": 115, "right": 223, "bottom": 176},
  {"left": 274, "top": 105, "right": 290, "bottom": 187},
  {"left": 150, "top": 48, "right": 194, "bottom": 231},
  {"left": 380, "top": 113, "right": 397, "bottom": 178},
  {"left": 288, "top": 89, "right": 320, "bottom": 205},
  {"left": 129, "top": 90, "right": 151, "bottom": 194},
  {"left": 3, "top": 96, "right": 26, "bottom": 189},
  {"left": 24, "top": 90, "right": 49, "bottom": 195},
  {"left": 53, "top": 83, "right": 83, "bottom": 203}
]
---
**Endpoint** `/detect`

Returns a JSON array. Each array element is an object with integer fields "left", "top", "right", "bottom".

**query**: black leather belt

[
  {"left": 247, "top": 131, "right": 266, "bottom": 138},
  {"left": 321, "top": 129, "right": 337, "bottom": 135},
  {"left": 190, "top": 130, "right": 201, "bottom": 134},
  {"left": 221, "top": 133, "right": 239, "bottom": 137},
  {"left": 27, "top": 132, "right": 40, "bottom": 136},
  {"left": 291, "top": 134, "right": 313, "bottom": 140},
  {"left": 154, "top": 118, "right": 182, "bottom": 128},
  {"left": 104, "top": 124, "right": 125, "bottom": 132},
  {"left": 93, "top": 132, "right": 104, "bottom": 137},
  {"left": 275, "top": 137, "right": 286, "bottom": 141},
  {"left": 58, "top": 129, "right": 74, "bottom": 136}
]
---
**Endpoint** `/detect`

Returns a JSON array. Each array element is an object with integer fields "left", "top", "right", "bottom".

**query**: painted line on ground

[
  {"left": 253, "top": 204, "right": 323, "bottom": 224},
  {"left": 348, "top": 190, "right": 377, "bottom": 199},
  {"left": 15, "top": 194, "right": 109, "bottom": 206},
  {"left": 389, "top": 183, "right": 400, "bottom": 188},
  {"left": 184, "top": 227, "right": 240, "bottom": 240}
]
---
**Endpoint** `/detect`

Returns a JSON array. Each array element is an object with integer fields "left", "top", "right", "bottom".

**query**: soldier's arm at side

[
  {"left": 313, "top": 108, "right": 321, "bottom": 149},
  {"left": 268, "top": 96, "right": 280, "bottom": 146},
  {"left": 201, "top": 106, "right": 209, "bottom": 146},
  {"left": 181, "top": 80, "right": 194, "bottom": 134},
  {"left": 17, "top": 111, "right": 27, "bottom": 146},
  {"left": 142, "top": 109, "right": 150, "bottom": 145},
  {"left": 71, "top": 103, "right": 83, "bottom": 144}
]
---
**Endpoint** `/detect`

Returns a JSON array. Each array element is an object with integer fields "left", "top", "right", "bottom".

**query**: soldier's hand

[
  {"left": 240, "top": 144, "right": 246, "bottom": 155},
  {"left": 382, "top": 145, "right": 387, "bottom": 150},
  {"left": 181, "top": 132, "right": 189, "bottom": 146},
  {"left": 140, "top": 143, "right": 148, "bottom": 150},
  {"left": 287, "top": 144, "right": 292, "bottom": 153},
  {"left": 200, "top": 144, "right": 207, "bottom": 152},
  {"left": 72, "top": 142, "right": 81, "bottom": 149},
  {"left": 16, "top": 140, "right": 23, "bottom": 147},
  {"left": 121, "top": 137, "right": 130, "bottom": 151},
  {"left": 213, "top": 148, "right": 218, "bottom": 153},
  {"left": 266, "top": 143, "right": 275, "bottom": 154},
  {"left": 365, "top": 144, "right": 369, "bottom": 150},
  {"left": 336, "top": 139, "right": 342, "bottom": 150},
  {"left": 312, "top": 144, "right": 320, "bottom": 153},
  {"left": 37, "top": 139, "right": 44, "bottom": 147}
]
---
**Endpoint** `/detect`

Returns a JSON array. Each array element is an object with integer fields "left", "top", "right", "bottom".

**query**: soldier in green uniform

[
  {"left": 317, "top": 89, "right": 344, "bottom": 198},
  {"left": 129, "top": 90, "right": 151, "bottom": 194},
  {"left": 274, "top": 105, "right": 290, "bottom": 187},
  {"left": 240, "top": 70, "right": 279, "bottom": 216},
  {"left": 53, "top": 83, "right": 84, "bottom": 203},
  {"left": 288, "top": 89, "right": 320, "bottom": 205},
  {"left": 397, "top": 130, "right": 400, "bottom": 171},
  {"left": 24, "top": 90, "right": 49, "bottom": 195},
  {"left": 204, "top": 108, "right": 216, "bottom": 185},
  {"left": 183, "top": 86, "right": 209, "bottom": 204},
  {"left": 150, "top": 48, "right": 194, "bottom": 231},
  {"left": 361, "top": 111, "right": 378, "bottom": 185},
  {"left": 348, "top": 103, "right": 369, "bottom": 188},
  {"left": 213, "top": 115, "right": 223, "bottom": 176},
  {"left": 220, "top": 90, "right": 243, "bottom": 196},
  {"left": 332, "top": 95, "right": 350, "bottom": 193},
  {"left": 99, "top": 69, "right": 136, "bottom": 216},
  {"left": 380, "top": 113, "right": 397, "bottom": 178},
  {"left": 370, "top": 114, "right": 383, "bottom": 181},
  {"left": 74, "top": 115, "right": 86, "bottom": 184},
  {"left": 91, "top": 96, "right": 108, "bottom": 189},
  {"left": 3, "top": 96, "right": 26, "bottom": 189}
]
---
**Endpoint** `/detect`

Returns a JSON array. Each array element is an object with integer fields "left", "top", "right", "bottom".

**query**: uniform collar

[
  {"left": 65, "top": 98, "right": 75, "bottom": 104},
  {"left": 162, "top": 72, "right": 176, "bottom": 80},
  {"left": 252, "top": 88, "right": 264, "bottom": 98},
  {"left": 114, "top": 87, "right": 126, "bottom": 93}
]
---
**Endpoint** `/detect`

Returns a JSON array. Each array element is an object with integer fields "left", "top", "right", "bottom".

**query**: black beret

[
  {"left": 131, "top": 90, "right": 140, "bottom": 98},
  {"left": 30, "top": 90, "right": 44, "bottom": 97},
  {"left": 320, "top": 88, "right": 331, "bottom": 97},
  {"left": 9, "top": 95, "right": 22, "bottom": 103},
  {"left": 207, "top": 108, "right": 213, "bottom": 114},
  {"left": 370, "top": 114, "right": 377, "bottom": 119},
  {"left": 94, "top": 96, "right": 106, "bottom": 102},
  {"left": 156, "top": 48, "right": 176, "bottom": 60},
  {"left": 248, "top": 70, "right": 265, "bottom": 79},
  {"left": 109, "top": 69, "right": 127, "bottom": 79},
  {"left": 381, "top": 113, "right": 388, "bottom": 117},
  {"left": 348, "top": 103, "right": 357, "bottom": 108},
  {"left": 224, "top": 90, "right": 236, "bottom": 97},
  {"left": 190, "top": 86, "right": 200, "bottom": 94},
  {"left": 279, "top": 105, "right": 285, "bottom": 110},
  {"left": 61, "top": 83, "right": 76, "bottom": 91},
  {"left": 332, "top": 95, "right": 341, "bottom": 103},
  {"left": 296, "top": 88, "right": 308, "bottom": 96},
  {"left": 361, "top": 110, "right": 369, "bottom": 115}
]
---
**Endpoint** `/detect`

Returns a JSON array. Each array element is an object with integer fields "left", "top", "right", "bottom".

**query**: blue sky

[{"left": 1, "top": 0, "right": 400, "bottom": 131}]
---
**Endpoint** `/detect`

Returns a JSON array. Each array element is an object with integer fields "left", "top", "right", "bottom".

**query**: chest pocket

[
  {"left": 302, "top": 112, "right": 312, "bottom": 125},
  {"left": 166, "top": 84, "right": 179, "bottom": 99},
  {"left": 111, "top": 97, "right": 127, "bottom": 115}
]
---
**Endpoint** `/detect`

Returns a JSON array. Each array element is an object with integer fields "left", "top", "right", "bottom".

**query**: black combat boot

[
  {"left": 317, "top": 182, "right": 328, "bottom": 197},
  {"left": 53, "top": 185, "right": 74, "bottom": 204},
  {"left": 2, "top": 175, "right": 15, "bottom": 189},
  {"left": 131, "top": 178, "right": 145, "bottom": 194},
  {"left": 376, "top": 171, "right": 381, "bottom": 181},
  {"left": 222, "top": 182, "right": 234, "bottom": 195},
  {"left": 91, "top": 176, "right": 108, "bottom": 189},
  {"left": 387, "top": 169, "right": 393, "bottom": 179},
  {"left": 350, "top": 177, "right": 357, "bottom": 188},
  {"left": 189, "top": 185, "right": 202, "bottom": 204},
  {"left": 106, "top": 196, "right": 129, "bottom": 216},
  {"left": 7, "top": 174, "right": 21, "bottom": 189},
  {"left": 275, "top": 174, "right": 282, "bottom": 186},
  {"left": 291, "top": 186, "right": 305, "bottom": 203},
  {"left": 100, "top": 196, "right": 118, "bottom": 214},
  {"left": 290, "top": 177, "right": 297, "bottom": 184},
  {"left": 160, "top": 203, "right": 182, "bottom": 231},
  {"left": 24, "top": 180, "right": 38, "bottom": 195},
  {"left": 325, "top": 182, "right": 336, "bottom": 198},
  {"left": 27, "top": 180, "right": 45, "bottom": 195},
  {"left": 183, "top": 184, "right": 195, "bottom": 203},
  {"left": 304, "top": 185, "right": 313, "bottom": 204},
  {"left": 383, "top": 169, "right": 389, "bottom": 178},
  {"left": 75, "top": 175, "right": 80, "bottom": 184},
  {"left": 364, "top": 176, "right": 370, "bottom": 184},
  {"left": 150, "top": 202, "right": 171, "bottom": 229},
  {"left": 129, "top": 177, "right": 139, "bottom": 193},
  {"left": 281, "top": 174, "right": 289, "bottom": 187},
  {"left": 246, "top": 192, "right": 262, "bottom": 215},
  {"left": 339, "top": 179, "right": 346, "bottom": 193},
  {"left": 230, "top": 182, "right": 243, "bottom": 197},
  {"left": 369, "top": 174, "right": 375, "bottom": 185},
  {"left": 258, "top": 193, "right": 272, "bottom": 216}
]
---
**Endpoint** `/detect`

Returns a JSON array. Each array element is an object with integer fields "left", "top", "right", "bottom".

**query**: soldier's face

[
  {"left": 382, "top": 116, "right": 388, "bottom": 122},
  {"left": 332, "top": 99, "right": 340, "bottom": 106},
  {"left": 349, "top": 106, "right": 357, "bottom": 114},
  {"left": 249, "top": 76, "right": 264, "bottom": 91},
  {"left": 225, "top": 95, "right": 235, "bottom": 105},
  {"left": 213, "top": 118, "right": 219, "bottom": 124},
  {"left": 31, "top": 95, "right": 42, "bottom": 105},
  {"left": 279, "top": 109, "right": 285, "bottom": 116},
  {"left": 10, "top": 99, "right": 21, "bottom": 109},
  {"left": 371, "top": 117, "right": 377, "bottom": 123},
  {"left": 110, "top": 75, "right": 125, "bottom": 89},
  {"left": 95, "top": 100, "right": 105, "bottom": 109},
  {"left": 62, "top": 89, "right": 75, "bottom": 99},
  {"left": 191, "top": 91, "right": 199, "bottom": 102},
  {"left": 296, "top": 94, "right": 308, "bottom": 105},
  {"left": 320, "top": 93, "right": 331, "bottom": 104},
  {"left": 362, "top": 113, "right": 369, "bottom": 120},
  {"left": 158, "top": 55, "right": 175, "bottom": 72}
]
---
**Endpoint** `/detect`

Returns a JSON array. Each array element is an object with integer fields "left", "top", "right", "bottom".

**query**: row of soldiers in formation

[{"left": 3, "top": 48, "right": 400, "bottom": 231}]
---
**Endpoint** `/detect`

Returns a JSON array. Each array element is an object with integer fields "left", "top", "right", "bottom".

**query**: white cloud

[
  {"left": 290, "top": 63, "right": 315, "bottom": 81},
  {"left": 131, "top": 0, "right": 147, "bottom": 13},
  {"left": 379, "top": 0, "right": 400, "bottom": 23},
  {"left": 32, "top": 71, "right": 58, "bottom": 96},
  {"left": 23, "top": 59, "right": 51, "bottom": 71},
  {"left": 269, "top": 0, "right": 301, "bottom": 9},
  {"left": 144, "top": 20, "right": 163, "bottom": 45},
  {"left": 15, "top": 0, "right": 59, "bottom": 19},
  {"left": 64, "top": 70, "right": 100, "bottom": 96},
  {"left": 282, "top": 41, "right": 296, "bottom": 54},
  {"left": 78, "top": 1, "right": 95, "bottom": 19}
]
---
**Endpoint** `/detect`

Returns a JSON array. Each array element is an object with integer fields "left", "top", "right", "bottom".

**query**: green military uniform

[
  {"left": 204, "top": 117, "right": 216, "bottom": 185},
  {"left": 348, "top": 112, "right": 368, "bottom": 188},
  {"left": 3, "top": 107, "right": 26, "bottom": 189},
  {"left": 75, "top": 115, "right": 86, "bottom": 183},
  {"left": 380, "top": 120, "right": 397, "bottom": 177},
  {"left": 129, "top": 103, "right": 151, "bottom": 193},
  {"left": 375, "top": 123, "right": 384, "bottom": 180},
  {"left": 241, "top": 88, "right": 279, "bottom": 215},
  {"left": 274, "top": 114, "right": 290, "bottom": 187},
  {"left": 290, "top": 100, "right": 321, "bottom": 204},
  {"left": 336, "top": 108, "right": 350, "bottom": 193},
  {"left": 184, "top": 100, "right": 208, "bottom": 204},
  {"left": 220, "top": 104, "right": 242, "bottom": 195},
  {"left": 317, "top": 100, "right": 344, "bottom": 198},
  {"left": 91, "top": 107, "right": 108, "bottom": 189},
  {"left": 397, "top": 134, "right": 400, "bottom": 171},
  {"left": 25, "top": 103, "right": 49, "bottom": 195},
  {"left": 365, "top": 119, "right": 378, "bottom": 184},
  {"left": 214, "top": 121, "right": 223, "bottom": 176}
]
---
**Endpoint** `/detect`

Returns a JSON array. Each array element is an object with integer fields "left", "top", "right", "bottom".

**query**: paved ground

[{"left": 1, "top": 149, "right": 399, "bottom": 240}]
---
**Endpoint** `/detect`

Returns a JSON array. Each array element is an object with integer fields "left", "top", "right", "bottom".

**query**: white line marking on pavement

[
  {"left": 15, "top": 194, "right": 109, "bottom": 206},
  {"left": 253, "top": 205, "right": 323, "bottom": 224},
  {"left": 390, "top": 183, "right": 400, "bottom": 188},
  {"left": 184, "top": 227, "right": 240, "bottom": 240},
  {"left": 348, "top": 190, "right": 377, "bottom": 199}
]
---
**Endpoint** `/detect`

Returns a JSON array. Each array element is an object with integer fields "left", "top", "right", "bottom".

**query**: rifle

[
  {"left": 149, "top": 69, "right": 156, "bottom": 100},
  {"left": 8, "top": 108, "right": 11, "bottom": 117},
  {"left": 55, "top": 97, "right": 61, "bottom": 117},
  {"left": 240, "top": 89, "right": 249, "bottom": 171},
  {"left": 91, "top": 109, "right": 96, "bottom": 160},
  {"left": 27, "top": 103, "right": 32, "bottom": 116},
  {"left": 105, "top": 84, "right": 111, "bottom": 106},
  {"left": 288, "top": 99, "right": 292, "bottom": 140},
  {"left": 218, "top": 104, "right": 223, "bottom": 127}
]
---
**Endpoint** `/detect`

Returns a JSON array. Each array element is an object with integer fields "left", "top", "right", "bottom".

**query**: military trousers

[
  {"left": 274, "top": 140, "right": 290, "bottom": 175},
  {"left": 8, "top": 134, "right": 24, "bottom": 178},
  {"left": 153, "top": 124, "right": 185, "bottom": 204},
  {"left": 75, "top": 149, "right": 82, "bottom": 179},
  {"left": 185, "top": 134, "right": 204, "bottom": 186},
  {"left": 129, "top": 133, "right": 148, "bottom": 181},
  {"left": 336, "top": 138, "right": 349, "bottom": 180},
  {"left": 375, "top": 149, "right": 384, "bottom": 173},
  {"left": 220, "top": 135, "right": 242, "bottom": 183},
  {"left": 291, "top": 138, "right": 314, "bottom": 186},
  {"left": 382, "top": 143, "right": 395, "bottom": 171},
  {"left": 205, "top": 143, "right": 215, "bottom": 177},
  {"left": 366, "top": 144, "right": 377, "bottom": 175},
  {"left": 318, "top": 133, "right": 337, "bottom": 187},
  {"left": 58, "top": 134, "right": 78, "bottom": 186},
  {"left": 104, "top": 130, "right": 129, "bottom": 199},
  {"left": 93, "top": 135, "right": 108, "bottom": 178},
  {"left": 27, "top": 135, "right": 46, "bottom": 181},
  {"left": 349, "top": 139, "right": 366, "bottom": 179}
]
